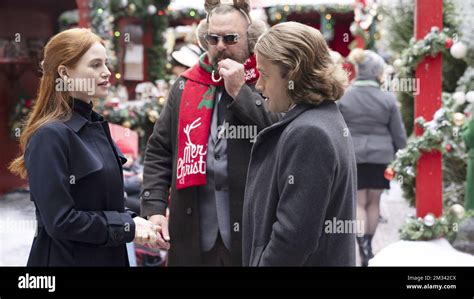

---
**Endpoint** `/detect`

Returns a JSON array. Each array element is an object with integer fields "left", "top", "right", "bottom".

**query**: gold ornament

[
  {"left": 122, "top": 121, "right": 131, "bottom": 128},
  {"left": 452, "top": 112, "right": 465, "bottom": 126},
  {"left": 449, "top": 204, "right": 465, "bottom": 219},
  {"left": 128, "top": 3, "right": 136, "bottom": 14},
  {"left": 158, "top": 96, "right": 166, "bottom": 105},
  {"left": 148, "top": 110, "right": 159, "bottom": 123}
]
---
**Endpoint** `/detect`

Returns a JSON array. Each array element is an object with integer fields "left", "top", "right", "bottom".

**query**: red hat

[{"left": 116, "top": 139, "right": 135, "bottom": 155}]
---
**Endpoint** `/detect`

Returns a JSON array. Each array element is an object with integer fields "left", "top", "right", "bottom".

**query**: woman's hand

[{"left": 132, "top": 216, "right": 161, "bottom": 246}]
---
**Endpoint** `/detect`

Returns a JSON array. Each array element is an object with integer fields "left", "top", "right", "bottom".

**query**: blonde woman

[
  {"left": 242, "top": 22, "right": 357, "bottom": 266},
  {"left": 9, "top": 28, "right": 159, "bottom": 266}
]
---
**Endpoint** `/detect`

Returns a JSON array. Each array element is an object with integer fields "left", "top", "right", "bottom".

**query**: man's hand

[
  {"left": 148, "top": 214, "right": 170, "bottom": 250},
  {"left": 132, "top": 216, "right": 160, "bottom": 246},
  {"left": 218, "top": 58, "right": 246, "bottom": 99}
]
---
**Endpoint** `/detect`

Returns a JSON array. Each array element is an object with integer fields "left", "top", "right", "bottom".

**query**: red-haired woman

[{"left": 9, "top": 28, "right": 159, "bottom": 266}]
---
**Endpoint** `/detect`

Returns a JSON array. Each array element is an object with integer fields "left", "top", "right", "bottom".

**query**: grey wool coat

[
  {"left": 140, "top": 77, "right": 280, "bottom": 266},
  {"left": 243, "top": 101, "right": 357, "bottom": 266},
  {"left": 337, "top": 83, "right": 407, "bottom": 164}
]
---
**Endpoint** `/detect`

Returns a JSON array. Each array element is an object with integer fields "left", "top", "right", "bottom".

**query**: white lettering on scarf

[{"left": 177, "top": 117, "right": 207, "bottom": 183}]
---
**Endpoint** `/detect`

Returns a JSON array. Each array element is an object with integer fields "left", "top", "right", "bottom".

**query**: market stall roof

[{"left": 168, "top": 0, "right": 355, "bottom": 10}]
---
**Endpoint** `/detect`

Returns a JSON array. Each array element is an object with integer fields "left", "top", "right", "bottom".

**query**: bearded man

[{"left": 140, "top": 0, "right": 279, "bottom": 266}]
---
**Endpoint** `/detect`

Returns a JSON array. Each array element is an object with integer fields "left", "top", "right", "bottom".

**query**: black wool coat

[{"left": 25, "top": 106, "right": 136, "bottom": 267}]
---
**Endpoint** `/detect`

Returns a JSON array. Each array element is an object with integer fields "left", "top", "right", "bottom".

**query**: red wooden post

[
  {"left": 414, "top": 0, "right": 443, "bottom": 217},
  {"left": 76, "top": 0, "right": 91, "bottom": 28}
]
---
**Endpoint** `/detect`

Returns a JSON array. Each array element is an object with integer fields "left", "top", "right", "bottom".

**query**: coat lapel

[
  {"left": 64, "top": 111, "right": 88, "bottom": 132},
  {"left": 255, "top": 103, "right": 313, "bottom": 143}
]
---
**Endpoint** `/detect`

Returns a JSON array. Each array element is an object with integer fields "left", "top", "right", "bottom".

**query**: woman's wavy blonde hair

[{"left": 255, "top": 22, "right": 348, "bottom": 105}]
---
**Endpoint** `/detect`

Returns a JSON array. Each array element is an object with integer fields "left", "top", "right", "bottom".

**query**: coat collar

[
  {"left": 256, "top": 100, "right": 335, "bottom": 141},
  {"left": 63, "top": 111, "right": 128, "bottom": 166},
  {"left": 72, "top": 98, "right": 93, "bottom": 120},
  {"left": 64, "top": 111, "right": 88, "bottom": 132},
  {"left": 64, "top": 110, "right": 105, "bottom": 133}
]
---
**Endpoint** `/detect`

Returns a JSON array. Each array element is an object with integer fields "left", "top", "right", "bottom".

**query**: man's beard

[{"left": 209, "top": 50, "right": 249, "bottom": 70}]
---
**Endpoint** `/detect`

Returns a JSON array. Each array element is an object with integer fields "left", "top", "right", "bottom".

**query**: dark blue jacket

[{"left": 25, "top": 100, "right": 136, "bottom": 266}]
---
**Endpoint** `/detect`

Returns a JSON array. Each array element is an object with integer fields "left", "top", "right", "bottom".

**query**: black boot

[
  {"left": 356, "top": 236, "right": 369, "bottom": 267},
  {"left": 356, "top": 235, "right": 373, "bottom": 267},
  {"left": 365, "top": 234, "right": 374, "bottom": 260}
]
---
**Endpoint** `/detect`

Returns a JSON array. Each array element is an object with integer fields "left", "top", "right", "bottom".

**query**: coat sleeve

[
  {"left": 388, "top": 97, "right": 407, "bottom": 152},
  {"left": 258, "top": 126, "right": 336, "bottom": 266},
  {"left": 25, "top": 125, "right": 135, "bottom": 246},
  {"left": 140, "top": 79, "right": 179, "bottom": 217},
  {"left": 227, "top": 84, "right": 282, "bottom": 131}
]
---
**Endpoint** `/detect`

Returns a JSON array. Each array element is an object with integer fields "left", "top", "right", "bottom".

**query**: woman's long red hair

[{"left": 9, "top": 28, "right": 102, "bottom": 178}]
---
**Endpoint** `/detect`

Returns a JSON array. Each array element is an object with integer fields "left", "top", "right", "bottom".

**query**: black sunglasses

[{"left": 204, "top": 33, "right": 240, "bottom": 46}]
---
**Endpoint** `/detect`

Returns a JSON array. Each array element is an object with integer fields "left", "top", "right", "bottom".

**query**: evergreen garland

[
  {"left": 384, "top": 0, "right": 467, "bottom": 136},
  {"left": 399, "top": 204, "right": 471, "bottom": 242},
  {"left": 389, "top": 93, "right": 467, "bottom": 207},
  {"left": 89, "top": 0, "right": 171, "bottom": 91}
]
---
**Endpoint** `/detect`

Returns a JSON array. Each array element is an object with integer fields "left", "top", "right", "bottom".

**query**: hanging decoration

[{"left": 350, "top": 0, "right": 382, "bottom": 50}]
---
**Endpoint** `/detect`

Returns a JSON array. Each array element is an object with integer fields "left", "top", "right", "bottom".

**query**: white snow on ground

[
  {"left": 370, "top": 238, "right": 474, "bottom": 266},
  {"left": 0, "top": 192, "right": 36, "bottom": 266},
  {"left": 356, "top": 181, "right": 417, "bottom": 266},
  {"left": 367, "top": 182, "right": 474, "bottom": 266}
]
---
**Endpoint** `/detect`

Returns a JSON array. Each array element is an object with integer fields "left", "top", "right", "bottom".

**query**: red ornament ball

[
  {"left": 384, "top": 167, "right": 395, "bottom": 181},
  {"left": 445, "top": 144, "right": 453, "bottom": 152},
  {"left": 445, "top": 38, "right": 453, "bottom": 49}
]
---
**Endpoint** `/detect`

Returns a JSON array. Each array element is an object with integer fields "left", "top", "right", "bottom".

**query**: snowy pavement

[
  {"left": 0, "top": 181, "right": 414, "bottom": 266},
  {"left": 371, "top": 181, "right": 416, "bottom": 259},
  {"left": 0, "top": 191, "right": 36, "bottom": 266}
]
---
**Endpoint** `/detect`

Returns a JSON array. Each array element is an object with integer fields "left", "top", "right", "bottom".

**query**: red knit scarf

[{"left": 176, "top": 53, "right": 259, "bottom": 190}]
